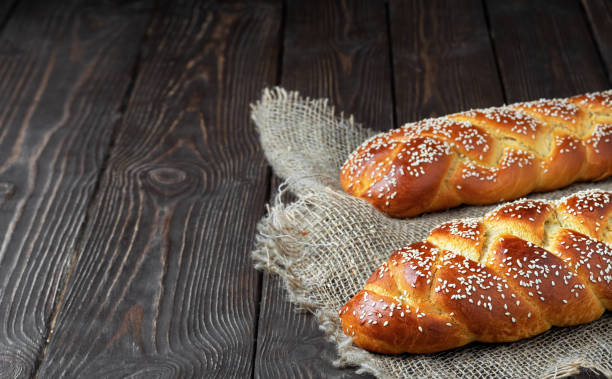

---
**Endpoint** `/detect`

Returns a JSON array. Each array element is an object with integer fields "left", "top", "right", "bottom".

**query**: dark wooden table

[{"left": 0, "top": 0, "right": 610, "bottom": 378}]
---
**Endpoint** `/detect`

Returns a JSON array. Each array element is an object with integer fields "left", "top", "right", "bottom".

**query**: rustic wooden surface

[
  {"left": 486, "top": 0, "right": 609, "bottom": 101},
  {"left": 390, "top": 0, "right": 504, "bottom": 121},
  {"left": 0, "top": 0, "right": 154, "bottom": 377},
  {"left": 0, "top": 0, "right": 608, "bottom": 378},
  {"left": 36, "top": 1, "right": 281, "bottom": 377}
]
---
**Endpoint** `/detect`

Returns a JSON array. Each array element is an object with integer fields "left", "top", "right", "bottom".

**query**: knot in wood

[
  {"left": 0, "top": 182, "right": 15, "bottom": 207},
  {"left": 143, "top": 166, "right": 196, "bottom": 199},
  {"left": 148, "top": 167, "right": 187, "bottom": 186}
]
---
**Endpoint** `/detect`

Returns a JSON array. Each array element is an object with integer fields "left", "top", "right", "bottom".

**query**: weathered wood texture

[
  {"left": 582, "top": 0, "right": 612, "bottom": 81},
  {"left": 0, "top": 0, "right": 153, "bottom": 377},
  {"left": 254, "top": 0, "right": 391, "bottom": 377},
  {"left": 258, "top": 273, "right": 369, "bottom": 379},
  {"left": 486, "top": 0, "right": 609, "bottom": 102},
  {"left": 389, "top": 0, "right": 504, "bottom": 123},
  {"left": 281, "top": 0, "right": 394, "bottom": 127},
  {"left": 36, "top": 0, "right": 281, "bottom": 377}
]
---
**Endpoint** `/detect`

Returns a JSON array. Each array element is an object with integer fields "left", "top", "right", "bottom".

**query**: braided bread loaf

[
  {"left": 339, "top": 190, "right": 612, "bottom": 354},
  {"left": 341, "top": 90, "right": 612, "bottom": 218}
]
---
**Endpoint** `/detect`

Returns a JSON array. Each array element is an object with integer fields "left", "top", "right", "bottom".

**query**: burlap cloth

[{"left": 250, "top": 88, "right": 612, "bottom": 378}]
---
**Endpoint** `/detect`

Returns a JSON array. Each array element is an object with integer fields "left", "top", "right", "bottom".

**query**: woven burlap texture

[{"left": 250, "top": 87, "right": 612, "bottom": 379}]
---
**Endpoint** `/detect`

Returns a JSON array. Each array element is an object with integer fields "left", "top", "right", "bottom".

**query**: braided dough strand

[
  {"left": 339, "top": 190, "right": 612, "bottom": 354},
  {"left": 341, "top": 90, "right": 612, "bottom": 218}
]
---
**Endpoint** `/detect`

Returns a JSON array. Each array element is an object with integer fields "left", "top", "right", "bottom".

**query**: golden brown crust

[
  {"left": 375, "top": 242, "right": 439, "bottom": 300},
  {"left": 427, "top": 219, "right": 484, "bottom": 262},
  {"left": 486, "top": 236, "right": 603, "bottom": 326},
  {"left": 341, "top": 90, "right": 612, "bottom": 218},
  {"left": 432, "top": 250, "right": 550, "bottom": 343},
  {"left": 582, "top": 123, "right": 612, "bottom": 181},
  {"left": 339, "top": 190, "right": 612, "bottom": 354},
  {"left": 450, "top": 149, "right": 538, "bottom": 205},
  {"left": 339, "top": 290, "right": 472, "bottom": 354},
  {"left": 556, "top": 190, "right": 612, "bottom": 239}
]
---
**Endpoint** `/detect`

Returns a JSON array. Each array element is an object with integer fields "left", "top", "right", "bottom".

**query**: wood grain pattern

[
  {"left": 259, "top": 268, "right": 371, "bottom": 379},
  {"left": 254, "top": 0, "right": 392, "bottom": 377},
  {"left": 486, "top": 0, "right": 609, "bottom": 102},
  {"left": 582, "top": 0, "right": 612, "bottom": 81},
  {"left": 281, "top": 0, "right": 394, "bottom": 128},
  {"left": 389, "top": 0, "right": 504, "bottom": 123},
  {"left": 36, "top": 0, "right": 281, "bottom": 377},
  {"left": 0, "top": 0, "right": 153, "bottom": 377}
]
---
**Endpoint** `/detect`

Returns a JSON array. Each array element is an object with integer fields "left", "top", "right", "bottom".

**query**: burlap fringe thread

[{"left": 251, "top": 87, "right": 612, "bottom": 379}]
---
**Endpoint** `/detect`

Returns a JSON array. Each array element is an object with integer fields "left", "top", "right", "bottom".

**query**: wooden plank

[
  {"left": 390, "top": 0, "right": 504, "bottom": 123},
  {"left": 582, "top": 0, "right": 612, "bottom": 81},
  {"left": 258, "top": 270, "right": 371, "bottom": 379},
  {"left": 486, "top": 0, "right": 609, "bottom": 102},
  {"left": 280, "top": 0, "right": 394, "bottom": 128},
  {"left": 0, "top": 0, "right": 154, "bottom": 377},
  {"left": 36, "top": 0, "right": 281, "bottom": 377},
  {"left": 254, "top": 0, "right": 392, "bottom": 377}
]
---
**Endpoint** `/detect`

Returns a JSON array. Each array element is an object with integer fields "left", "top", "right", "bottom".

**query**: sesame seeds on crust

[
  {"left": 340, "top": 90, "right": 612, "bottom": 218},
  {"left": 339, "top": 190, "right": 612, "bottom": 354}
]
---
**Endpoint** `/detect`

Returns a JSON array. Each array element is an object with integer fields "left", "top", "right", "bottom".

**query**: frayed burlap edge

[
  {"left": 252, "top": 185, "right": 397, "bottom": 379},
  {"left": 251, "top": 87, "right": 612, "bottom": 379}
]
